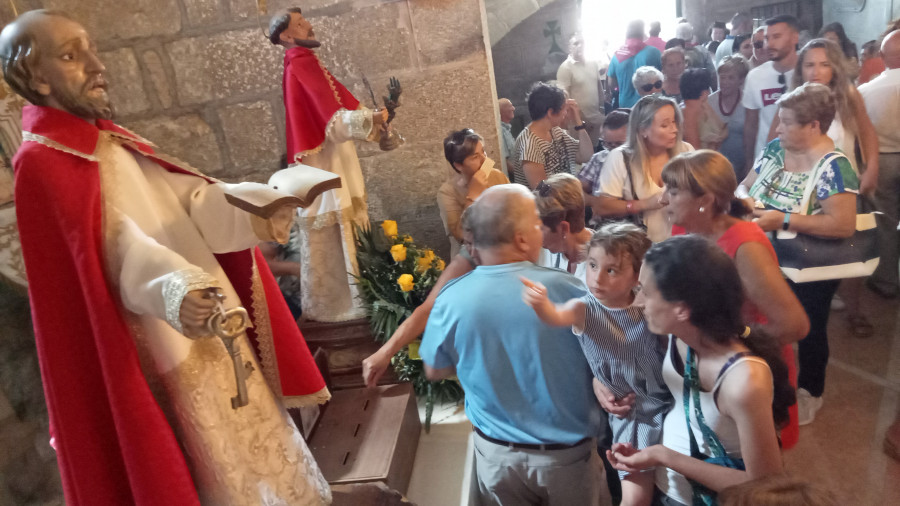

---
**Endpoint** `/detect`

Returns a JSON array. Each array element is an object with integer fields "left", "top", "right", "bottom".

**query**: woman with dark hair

[
  {"left": 437, "top": 128, "right": 508, "bottom": 257},
  {"left": 731, "top": 35, "right": 753, "bottom": 61},
  {"left": 608, "top": 235, "right": 792, "bottom": 505},
  {"left": 819, "top": 22, "right": 859, "bottom": 70},
  {"left": 660, "top": 149, "right": 809, "bottom": 449},
  {"left": 512, "top": 82, "right": 593, "bottom": 189},
  {"left": 680, "top": 68, "right": 727, "bottom": 150}
]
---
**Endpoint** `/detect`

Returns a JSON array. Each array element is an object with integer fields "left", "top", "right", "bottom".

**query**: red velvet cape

[
  {"left": 14, "top": 105, "right": 326, "bottom": 505},
  {"left": 283, "top": 46, "right": 360, "bottom": 161}
]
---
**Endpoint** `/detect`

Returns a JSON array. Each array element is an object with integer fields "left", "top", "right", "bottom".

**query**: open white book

[{"left": 223, "top": 163, "right": 342, "bottom": 218}]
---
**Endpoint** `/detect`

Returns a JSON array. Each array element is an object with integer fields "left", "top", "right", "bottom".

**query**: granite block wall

[{"left": 3, "top": 0, "right": 501, "bottom": 260}]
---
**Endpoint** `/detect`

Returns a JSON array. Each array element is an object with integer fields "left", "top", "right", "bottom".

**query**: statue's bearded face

[
  {"left": 283, "top": 12, "right": 321, "bottom": 49},
  {"left": 30, "top": 16, "right": 112, "bottom": 120}
]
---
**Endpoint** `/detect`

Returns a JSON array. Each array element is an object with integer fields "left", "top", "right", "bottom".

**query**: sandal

[{"left": 846, "top": 314, "right": 875, "bottom": 338}]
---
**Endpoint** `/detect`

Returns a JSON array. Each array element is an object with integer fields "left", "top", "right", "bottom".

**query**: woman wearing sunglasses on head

[{"left": 633, "top": 66, "right": 665, "bottom": 99}]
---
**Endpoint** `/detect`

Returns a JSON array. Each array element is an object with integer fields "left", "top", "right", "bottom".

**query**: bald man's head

[
  {"left": 882, "top": 30, "right": 900, "bottom": 69},
  {"left": 0, "top": 10, "right": 112, "bottom": 120},
  {"left": 468, "top": 185, "right": 540, "bottom": 253},
  {"left": 0, "top": 10, "right": 70, "bottom": 104},
  {"left": 498, "top": 98, "right": 515, "bottom": 123}
]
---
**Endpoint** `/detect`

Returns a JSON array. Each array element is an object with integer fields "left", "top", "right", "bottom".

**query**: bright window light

[{"left": 580, "top": 0, "right": 677, "bottom": 60}]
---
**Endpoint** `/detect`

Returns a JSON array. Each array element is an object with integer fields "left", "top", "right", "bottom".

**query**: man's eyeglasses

[
  {"left": 778, "top": 73, "right": 787, "bottom": 94},
  {"left": 640, "top": 80, "right": 663, "bottom": 93},
  {"left": 753, "top": 40, "right": 764, "bottom": 49}
]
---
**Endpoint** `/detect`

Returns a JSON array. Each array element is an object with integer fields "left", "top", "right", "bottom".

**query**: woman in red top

[{"left": 659, "top": 149, "right": 809, "bottom": 449}]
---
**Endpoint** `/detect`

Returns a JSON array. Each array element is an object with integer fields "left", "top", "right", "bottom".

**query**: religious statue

[
  {"left": 0, "top": 10, "right": 332, "bottom": 505},
  {"left": 270, "top": 7, "right": 393, "bottom": 322}
]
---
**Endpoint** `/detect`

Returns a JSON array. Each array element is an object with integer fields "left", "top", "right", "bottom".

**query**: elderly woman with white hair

[{"left": 632, "top": 66, "right": 664, "bottom": 98}]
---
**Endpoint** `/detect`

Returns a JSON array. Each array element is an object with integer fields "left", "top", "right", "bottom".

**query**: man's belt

[{"left": 473, "top": 427, "right": 591, "bottom": 451}]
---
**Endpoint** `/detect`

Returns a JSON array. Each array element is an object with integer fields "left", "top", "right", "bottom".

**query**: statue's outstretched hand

[
  {"left": 373, "top": 108, "right": 389, "bottom": 125},
  {"left": 180, "top": 288, "right": 222, "bottom": 337}
]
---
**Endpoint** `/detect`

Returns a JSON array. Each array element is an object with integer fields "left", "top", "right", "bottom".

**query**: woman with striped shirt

[{"left": 512, "top": 82, "right": 594, "bottom": 189}]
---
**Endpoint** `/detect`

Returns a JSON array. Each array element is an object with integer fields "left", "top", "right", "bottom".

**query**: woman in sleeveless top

[
  {"left": 607, "top": 236, "right": 794, "bottom": 506},
  {"left": 660, "top": 150, "right": 808, "bottom": 449}
]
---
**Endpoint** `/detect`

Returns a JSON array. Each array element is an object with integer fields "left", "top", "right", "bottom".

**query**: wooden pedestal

[
  {"left": 300, "top": 317, "right": 398, "bottom": 389},
  {"left": 308, "top": 383, "right": 421, "bottom": 494}
]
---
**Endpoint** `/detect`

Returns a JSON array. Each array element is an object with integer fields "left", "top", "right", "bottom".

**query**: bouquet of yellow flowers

[{"left": 354, "top": 221, "right": 462, "bottom": 428}]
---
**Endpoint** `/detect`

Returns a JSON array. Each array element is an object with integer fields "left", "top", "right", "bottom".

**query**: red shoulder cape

[
  {"left": 282, "top": 46, "right": 360, "bottom": 161},
  {"left": 14, "top": 105, "right": 326, "bottom": 505}
]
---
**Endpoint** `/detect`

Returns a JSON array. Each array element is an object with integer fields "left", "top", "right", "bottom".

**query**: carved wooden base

[
  {"left": 299, "top": 317, "right": 398, "bottom": 389},
  {"left": 309, "top": 383, "right": 421, "bottom": 495}
]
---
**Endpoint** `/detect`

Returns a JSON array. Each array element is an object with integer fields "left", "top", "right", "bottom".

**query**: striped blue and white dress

[{"left": 576, "top": 294, "right": 673, "bottom": 477}]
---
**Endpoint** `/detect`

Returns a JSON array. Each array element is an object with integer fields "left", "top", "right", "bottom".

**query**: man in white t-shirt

[
  {"left": 741, "top": 15, "right": 799, "bottom": 174},
  {"left": 557, "top": 33, "right": 605, "bottom": 144}
]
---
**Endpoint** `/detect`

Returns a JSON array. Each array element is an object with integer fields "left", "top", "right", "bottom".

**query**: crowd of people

[{"left": 364, "top": 11, "right": 900, "bottom": 506}]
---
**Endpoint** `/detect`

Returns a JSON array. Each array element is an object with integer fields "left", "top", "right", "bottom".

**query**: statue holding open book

[
  {"left": 1, "top": 10, "right": 338, "bottom": 504},
  {"left": 270, "top": 6, "right": 400, "bottom": 322}
]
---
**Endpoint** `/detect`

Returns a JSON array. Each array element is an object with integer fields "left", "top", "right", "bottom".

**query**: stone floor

[{"left": 406, "top": 285, "right": 900, "bottom": 506}]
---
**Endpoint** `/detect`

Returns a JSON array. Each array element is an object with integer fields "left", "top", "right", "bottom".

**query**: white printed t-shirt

[{"left": 742, "top": 61, "right": 794, "bottom": 161}]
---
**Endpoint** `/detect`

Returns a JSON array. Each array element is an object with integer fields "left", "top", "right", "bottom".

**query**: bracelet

[
  {"left": 782, "top": 212, "right": 791, "bottom": 231},
  {"left": 574, "top": 122, "right": 587, "bottom": 131},
  {"left": 625, "top": 200, "right": 635, "bottom": 213}
]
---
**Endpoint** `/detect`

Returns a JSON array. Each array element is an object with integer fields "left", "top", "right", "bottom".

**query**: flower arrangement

[{"left": 354, "top": 221, "right": 463, "bottom": 429}]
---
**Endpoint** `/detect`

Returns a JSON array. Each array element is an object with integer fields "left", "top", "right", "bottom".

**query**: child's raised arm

[{"left": 520, "top": 276, "right": 586, "bottom": 329}]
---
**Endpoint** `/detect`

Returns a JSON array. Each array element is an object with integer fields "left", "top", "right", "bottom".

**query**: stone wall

[{"left": 0, "top": 0, "right": 501, "bottom": 260}]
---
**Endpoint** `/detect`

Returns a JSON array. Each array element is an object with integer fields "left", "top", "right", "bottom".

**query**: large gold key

[{"left": 206, "top": 301, "right": 254, "bottom": 409}]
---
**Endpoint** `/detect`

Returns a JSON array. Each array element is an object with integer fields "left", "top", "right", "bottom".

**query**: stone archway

[{"left": 489, "top": 0, "right": 580, "bottom": 131}]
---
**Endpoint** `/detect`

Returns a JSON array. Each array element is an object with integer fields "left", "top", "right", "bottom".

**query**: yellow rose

[
  {"left": 397, "top": 273, "right": 415, "bottom": 292},
  {"left": 402, "top": 234, "right": 413, "bottom": 244},
  {"left": 416, "top": 249, "right": 436, "bottom": 273},
  {"left": 390, "top": 244, "right": 407, "bottom": 262},
  {"left": 381, "top": 220, "right": 398, "bottom": 238},
  {"left": 436, "top": 259, "right": 446, "bottom": 271},
  {"left": 408, "top": 341, "right": 421, "bottom": 360}
]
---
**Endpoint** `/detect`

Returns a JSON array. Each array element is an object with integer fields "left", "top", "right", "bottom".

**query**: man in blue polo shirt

[{"left": 420, "top": 184, "right": 607, "bottom": 505}]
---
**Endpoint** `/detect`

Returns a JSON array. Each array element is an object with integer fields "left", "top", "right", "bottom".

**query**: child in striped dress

[{"left": 522, "top": 222, "right": 673, "bottom": 506}]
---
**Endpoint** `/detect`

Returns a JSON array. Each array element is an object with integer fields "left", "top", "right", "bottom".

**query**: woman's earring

[{"left": 698, "top": 207, "right": 705, "bottom": 213}]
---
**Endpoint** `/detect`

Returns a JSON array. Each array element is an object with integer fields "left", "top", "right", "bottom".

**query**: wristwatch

[
  {"left": 574, "top": 122, "right": 587, "bottom": 131},
  {"left": 782, "top": 212, "right": 791, "bottom": 231}
]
